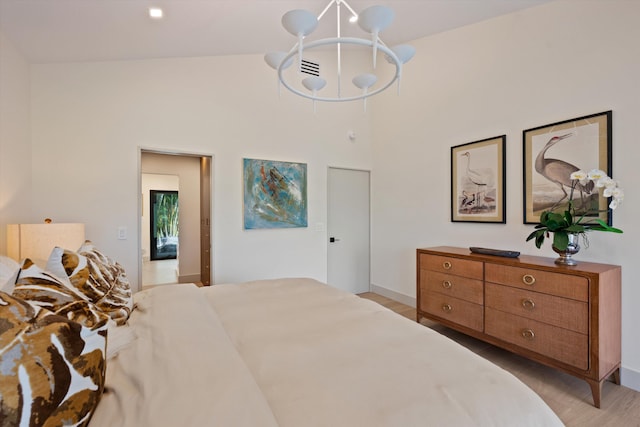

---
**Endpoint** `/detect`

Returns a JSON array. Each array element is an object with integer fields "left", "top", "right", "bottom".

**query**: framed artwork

[
  {"left": 523, "top": 110, "right": 612, "bottom": 224},
  {"left": 451, "top": 135, "right": 506, "bottom": 223},
  {"left": 243, "top": 158, "right": 308, "bottom": 229}
]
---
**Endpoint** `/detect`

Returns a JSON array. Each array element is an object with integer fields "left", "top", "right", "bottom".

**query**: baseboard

[
  {"left": 370, "top": 283, "right": 416, "bottom": 308},
  {"left": 621, "top": 366, "right": 640, "bottom": 392},
  {"left": 179, "top": 273, "right": 201, "bottom": 284}
]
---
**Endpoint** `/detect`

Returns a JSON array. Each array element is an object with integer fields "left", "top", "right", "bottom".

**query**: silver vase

[{"left": 552, "top": 233, "right": 580, "bottom": 266}]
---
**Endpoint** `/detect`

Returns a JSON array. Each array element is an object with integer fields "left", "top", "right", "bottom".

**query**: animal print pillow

[
  {"left": 13, "top": 259, "right": 110, "bottom": 330},
  {"left": 0, "top": 291, "right": 107, "bottom": 426},
  {"left": 46, "top": 244, "right": 133, "bottom": 325}
]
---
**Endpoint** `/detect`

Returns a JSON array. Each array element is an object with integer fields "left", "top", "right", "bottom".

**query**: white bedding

[{"left": 90, "top": 278, "right": 564, "bottom": 427}]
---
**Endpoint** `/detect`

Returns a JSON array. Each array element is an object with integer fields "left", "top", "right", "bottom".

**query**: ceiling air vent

[{"left": 300, "top": 59, "right": 320, "bottom": 76}]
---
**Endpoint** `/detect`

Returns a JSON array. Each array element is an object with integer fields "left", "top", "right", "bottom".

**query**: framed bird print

[
  {"left": 523, "top": 111, "right": 612, "bottom": 224},
  {"left": 451, "top": 135, "right": 506, "bottom": 223}
]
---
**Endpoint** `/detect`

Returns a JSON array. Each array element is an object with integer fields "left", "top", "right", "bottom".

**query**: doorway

[
  {"left": 327, "top": 167, "right": 370, "bottom": 294},
  {"left": 139, "top": 150, "right": 212, "bottom": 288}
]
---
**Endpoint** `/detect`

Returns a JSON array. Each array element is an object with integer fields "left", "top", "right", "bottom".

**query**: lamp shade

[
  {"left": 352, "top": 73, "right": 377, "bottom": 89},
  {"left": 264, "top": 51, "right": 293, "bottom": 70},
  {"left": 302, "top": 76, "right": 327, "bottom": 92},
  {"left": 385, "top": 44, "right": 416, "bottom": 64},
  {"left": 281, "top": 9, "right": 318, "bottom": 37},
  {"left": 356, "top": 5, "right": 394, "bottom": 33},
  {"left": 7, "top": 223, "right": 85, "bottom": 267}
]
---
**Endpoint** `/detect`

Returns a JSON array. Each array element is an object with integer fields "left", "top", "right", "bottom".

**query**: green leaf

[
  {"left": 552, "top": 231, "right": 569, "bottom": 251},
  {"left": 566, "top": 224, "right": 585, "bottom": 233}
]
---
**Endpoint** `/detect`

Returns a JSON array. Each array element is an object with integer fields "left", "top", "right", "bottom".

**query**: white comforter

[{"left": 91, "top": 278, "right": 564, "bottom": 427}]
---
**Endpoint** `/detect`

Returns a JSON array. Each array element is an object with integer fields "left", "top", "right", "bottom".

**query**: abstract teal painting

[{"left": 243, "top": 158, "right": 308, "bottom": 229}]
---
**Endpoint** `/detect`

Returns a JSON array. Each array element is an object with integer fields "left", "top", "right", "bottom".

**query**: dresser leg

[
  {"left": 587, "top": 379, "right": 602, "bottom": 408},
  {"left": 612, "top": 368, "right": 621, "bottom": 385}
]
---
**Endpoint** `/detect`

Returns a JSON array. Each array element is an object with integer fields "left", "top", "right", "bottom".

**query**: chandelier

[{"left": 264, "top": 0, "right": 415, "bottom": 111}]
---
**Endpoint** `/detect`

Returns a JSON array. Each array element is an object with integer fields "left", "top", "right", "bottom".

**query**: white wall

[
  {"left": 27, "top": 53, "right": 373, "bottom": 291},
  {"left": 0, "top": 31, "right": 31, "bottom": 251},
  {"left": 370, "top": 1, "right": 640, "bottom": 390}
]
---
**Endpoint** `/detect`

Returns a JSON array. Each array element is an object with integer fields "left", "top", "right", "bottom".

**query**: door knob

[{"left": 329, "top": 237, "right": 341, "bottom": 243}]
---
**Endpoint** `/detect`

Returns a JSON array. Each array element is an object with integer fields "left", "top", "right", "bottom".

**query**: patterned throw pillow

[
  {"left": 0, "top": 291, "right": 107, "bottom": 426},
  {"left": 13, "top": 259, "right": 109, "bottom": 330},
  {"left": 46, "top": 244, "right": 133, "bottom": 325}
]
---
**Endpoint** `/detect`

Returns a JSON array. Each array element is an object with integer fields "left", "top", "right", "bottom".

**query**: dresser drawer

[
  {"left": 485, "top": 308, "right": 588, "bottom": 370},
  {"left": 420, "top": 254, "right": 483, "bottom": 279},
  {"left": 485, "top": 283, "right": 588, "bottom": 334},
  {"left": 420, "top": 271, "right": 483, "bottom": 304},
  {"left": 485, "top": 263, "right": 588, "bottom": 302},
  {"left": 419, "top": 291, "right": 483, "bottom": 332}
]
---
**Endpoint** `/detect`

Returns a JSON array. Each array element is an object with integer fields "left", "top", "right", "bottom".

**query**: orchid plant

[{"left": 526, "top": 169, "right": 624, "bottom": 251}]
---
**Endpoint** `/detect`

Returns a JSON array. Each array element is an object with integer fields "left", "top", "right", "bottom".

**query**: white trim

[
  {"left": 370, "top": 283, "right": 416, "bottom": 308},
  {"left": 621, "top": 366, "right": 640, "bottom": 392}
]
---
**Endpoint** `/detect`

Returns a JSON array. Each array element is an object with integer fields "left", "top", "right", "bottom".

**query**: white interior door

[{"left": 327, "top": 167, "right": 370, "bottom": 294}]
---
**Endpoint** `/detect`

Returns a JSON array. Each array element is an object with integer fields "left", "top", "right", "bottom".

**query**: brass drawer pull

[
  {"left": 522, "top": 274, "right": 536, "bottom": 286},
  {"left": 521, "top": 328, "right": 535, "bottom": 340},
  {"left": 442, "top": 303, "right": 453, "bottom": 313},
  {"left": 521, "top": 298, "right": 536, "bottom": 310},
  {"left": 442, "top": 280, "right": 452, "bottom": 289},
  {"left": 443, "top": 261, "right": 452, "bottom": 270}
]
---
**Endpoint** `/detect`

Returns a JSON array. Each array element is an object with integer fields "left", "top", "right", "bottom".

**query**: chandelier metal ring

[{"left": 277, "top": 37, "right": 401, "bottom": 102}]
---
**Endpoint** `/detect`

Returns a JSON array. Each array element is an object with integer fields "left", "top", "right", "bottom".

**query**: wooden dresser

[{"left": 416, "top": 246, "right": 621, "bottom": 408}]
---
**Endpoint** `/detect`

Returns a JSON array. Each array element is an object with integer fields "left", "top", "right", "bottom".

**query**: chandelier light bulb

[
  {"left": 282, "top": 9, "right": 318, "bottom": 72},
  {"left": 357, "top": 5, "right": 394, "bottom": 68},
  {"left": 352, "top": 74, "right": 377, "bottom": 112},
  {"left": 302, "top": 76, "right": 326, "bottom": 113}
]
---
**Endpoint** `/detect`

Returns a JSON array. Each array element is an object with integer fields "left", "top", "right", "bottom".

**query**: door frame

[
  {"left": 138, "top": 147, "right": 214, "bottom": 289},
  {"left": 326, "top": 166, "right": 372, "bottom": 293}
]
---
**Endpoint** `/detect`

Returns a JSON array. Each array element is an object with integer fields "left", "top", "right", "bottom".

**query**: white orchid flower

[
  {"left": 570, "top": 170, "right": 587, "bottom": 180},
  {"left": 609, "top": 199, "right": 619, "bottom": 210},
  {"left": 570, "top": 170, "right": 590, "bottom": 185},
  {"left": 588, "top": 169, "right": 608, "bottom": 187}
]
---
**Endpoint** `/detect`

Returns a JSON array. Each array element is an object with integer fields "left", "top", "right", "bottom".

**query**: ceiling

[{"left": 0, "top": 0, "right": 554, "bottom": 64}]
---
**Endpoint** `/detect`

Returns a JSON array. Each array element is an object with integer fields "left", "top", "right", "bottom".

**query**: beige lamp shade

[{"left": 7, "top": 223, "right": 85, "bottom": 267}]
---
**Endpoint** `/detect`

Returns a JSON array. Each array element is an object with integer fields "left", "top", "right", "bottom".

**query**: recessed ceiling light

[{"left": 149, "top": 7, "right": 163, "bottom": 19}]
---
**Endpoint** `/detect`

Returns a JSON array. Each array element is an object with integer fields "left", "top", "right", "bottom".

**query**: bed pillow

[
  {"left": 46, "top": 244, "right": 133, "bottom": 326},
  {"left": 0, "top": 255, "right": 20, "bottom": 293},
  {"left": 13, "top": 259, "right": 109, "bottom": 330},
  {"left": 0, "top": 291, "right": 107, "bottom": 426}
]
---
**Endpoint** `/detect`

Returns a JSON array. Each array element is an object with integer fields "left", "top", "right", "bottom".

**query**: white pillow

[{"left": 0, "top": 255, "right": 20, "bottom": 293}]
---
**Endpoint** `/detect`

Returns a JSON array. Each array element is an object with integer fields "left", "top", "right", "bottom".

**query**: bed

[
  {"left": 1, "top": 246, "right": 564, "bottom": 426},
  {"left": 91, "top": 278, "right": 563, "bottom": 426}
]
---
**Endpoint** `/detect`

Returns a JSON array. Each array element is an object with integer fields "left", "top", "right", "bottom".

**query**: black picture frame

[
  {"left": 451, "top": 135, "right": 506, "bottom": 223},
  {"left": 522, "top": 111, "right": 612, "bottom": 225},
  {"left": 150, "top": 190, "right": 179, "bottom": 260}
]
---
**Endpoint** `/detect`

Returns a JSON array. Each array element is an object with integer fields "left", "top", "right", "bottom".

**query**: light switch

[{"left": 117, "top": 226, "right": 127, "bottom": 240}]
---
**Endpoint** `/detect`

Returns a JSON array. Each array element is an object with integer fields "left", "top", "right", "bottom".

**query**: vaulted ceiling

[{"left": 0, "top": 0, "right": 553, "bottom": 63}]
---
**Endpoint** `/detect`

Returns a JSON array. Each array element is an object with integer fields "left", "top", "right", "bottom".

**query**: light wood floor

[{"left": 359, "top": 292, "right": 640, "bottom": 427}]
